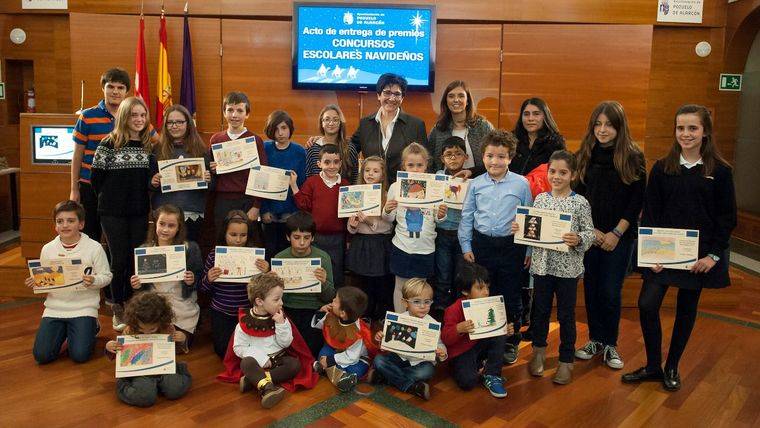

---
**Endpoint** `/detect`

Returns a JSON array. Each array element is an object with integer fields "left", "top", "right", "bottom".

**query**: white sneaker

[
  {"left": 112, "top": 304, "right": 126, "bottom": 332},
  {"left": 574, "top": 341, "right": 603, "bottom": 360},
  {"left": 603, "top": 345, "right": 624, "bottom": 369}
]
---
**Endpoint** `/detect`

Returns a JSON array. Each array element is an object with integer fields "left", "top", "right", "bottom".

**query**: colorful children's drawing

[{"left": 119, "top": 343, "right": 154, "bottom": 367}]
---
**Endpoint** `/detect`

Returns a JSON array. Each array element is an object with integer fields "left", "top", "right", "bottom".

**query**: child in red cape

[
  {"left": 217, "top": 273, "right": 318, "bottom": 408},
  {"left": 312, "top": 286, "right": 377, "bottom": 392}
]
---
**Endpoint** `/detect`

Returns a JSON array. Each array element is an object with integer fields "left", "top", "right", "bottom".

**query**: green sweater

[{"left": 276, "top": 246, "right": 336, "bottom": 310}]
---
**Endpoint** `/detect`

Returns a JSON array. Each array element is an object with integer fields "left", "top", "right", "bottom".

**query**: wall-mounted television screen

[
  {"left": 32, "top": 126, "right": 75, "bottom": 165},
  {"left": 292, "top": 2, "right": 436, "bottom": 92}
]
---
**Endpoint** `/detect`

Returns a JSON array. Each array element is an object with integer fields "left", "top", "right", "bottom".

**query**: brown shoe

[
  {"left": 260, "top": 382, "right": 286, "bottom": 409},
  {"left": 529, "top": 347, "right": 546, "bottom": 377},
  {"left": 239, "top": 375, "right": 254, "bottom": 393},
  {"left": 553, "top": 362, "right": 573, "bottom": 385}
]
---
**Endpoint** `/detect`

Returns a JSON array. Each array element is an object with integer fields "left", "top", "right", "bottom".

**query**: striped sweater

[{"left": 199, "top": 251, "right": 250, "bottom": 316}]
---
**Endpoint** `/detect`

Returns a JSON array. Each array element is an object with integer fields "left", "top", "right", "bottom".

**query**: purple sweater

[{"left": 199, "top": 252, "right": 250, "bottom": 316}]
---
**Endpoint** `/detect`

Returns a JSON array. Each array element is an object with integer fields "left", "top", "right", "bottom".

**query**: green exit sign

[{"left": 719, "top": 74, "right": 742, "bottom": 91}]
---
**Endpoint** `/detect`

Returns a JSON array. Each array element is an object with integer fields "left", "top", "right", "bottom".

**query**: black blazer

[{"left": 349, "top": 109, "right": 427, "bottom": 183}]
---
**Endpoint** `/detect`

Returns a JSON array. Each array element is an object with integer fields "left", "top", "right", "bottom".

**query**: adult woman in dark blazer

[
  {"left": 428, "top": 80, "right": 493, "bottom": 176},
  {"left": 622, "top": 104, "right": 736, "bottom": 391},
  {"left": 350, "top": 73, "right": 427, "bottom": 183}
]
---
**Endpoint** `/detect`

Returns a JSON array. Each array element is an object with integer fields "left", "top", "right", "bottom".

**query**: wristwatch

[{"left": 708, "top": 253, "right": 720, "bottom": 262}]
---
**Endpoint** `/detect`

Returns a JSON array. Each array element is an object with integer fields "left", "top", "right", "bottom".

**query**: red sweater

[
  {"left": 209, "top": 130, "right": 268, "bottom": 207},
  {"left": 294, "top": 175, "right": 348, "bottom": 235},
  {"left": 442, "top": 297, "right": 477, "bottom": 359}
]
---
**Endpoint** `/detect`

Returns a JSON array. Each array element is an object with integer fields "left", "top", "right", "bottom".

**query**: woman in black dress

[{"left": 622, "top": 104, "right": 736, "bottom": 391}]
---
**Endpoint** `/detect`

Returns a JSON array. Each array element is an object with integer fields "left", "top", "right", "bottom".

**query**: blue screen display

[{"left": 293, "top": 3, "right": 436, "bottom": 91}]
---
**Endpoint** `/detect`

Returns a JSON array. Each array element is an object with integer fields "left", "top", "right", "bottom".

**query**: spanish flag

[{"left": 156, "top": 9, "right": 172, "bottom": 128}]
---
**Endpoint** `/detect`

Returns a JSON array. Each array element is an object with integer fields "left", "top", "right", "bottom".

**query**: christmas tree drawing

[{"left": 486, "top": 308, "right": 496, "bottom": 326}]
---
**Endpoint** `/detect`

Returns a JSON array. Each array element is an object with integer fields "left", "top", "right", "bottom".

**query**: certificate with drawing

[
  {"left": 338, "top": 184, "right": 382, "bottom": 217},
  {"left": 637, "top": 227, "right": 700, "bottom": 270},
  {"left": 115, "top": 334, "right": 176, "bottom": 378},
  {"left": 211, "top": 136, "right": 261, "bottom": 174},
  {"left": 462, "top": 296, "right": 509, "bottom": 340},
  {"left": 443, "top": 176, "right": 469, "bottom": 210},
  {"left": 380, "top": 312, "right": 441, "bottom": 362},
  {"left": 134, "top": 245, "right": 187, "bottom": 283},
  {"left": 271, "top": 258, "right": 321, "bottom": 293},
  {"left": 28, "top": 258, "right": 89, "bottom": 294},
  {"left": 245, "top": 165, "right": 291, "bottom": 201},
  {"left": 395, "top": 171, "right": 447, "bottom": 208},
  {"left": 158, "top": 157, "right": 208, "bottom": 193},
  {"left": 214, "top": 246, "right": 266, "bottom": 283},
  {"left": 514, "top": 206, "right": 573, "bottom": 252}
]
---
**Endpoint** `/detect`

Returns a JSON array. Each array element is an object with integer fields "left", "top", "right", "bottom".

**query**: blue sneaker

[{"left": 483, "top": 375, "right": 508, "bottom": 398}]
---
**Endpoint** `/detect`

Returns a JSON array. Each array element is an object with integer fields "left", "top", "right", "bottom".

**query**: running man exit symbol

[{"left": 719, "top": 74, "right": 742, "bottom": 91}]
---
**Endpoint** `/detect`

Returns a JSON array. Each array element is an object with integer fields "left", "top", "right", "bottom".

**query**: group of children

[{"left": 31, "top": 86, "right": 734, "bottom": 408}]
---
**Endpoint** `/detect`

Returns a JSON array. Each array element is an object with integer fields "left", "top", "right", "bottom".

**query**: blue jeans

[
  {"left": 373, "top": 352, "right": 435, "bottom": 392},
  {"left": 33, "top": 316, "right": 99, "bottom": 364},
  {"left": 318, "top": 345, "right": 369, "bottom": 378},
  {"left": 582, "top": 240, "right": 633, "bottom": 346},
  {"left": 450, "top": 335, "right": 507, "bottom": 390},
  {"left": 434, "top": 230, "right": 461, "bottom": 309}
]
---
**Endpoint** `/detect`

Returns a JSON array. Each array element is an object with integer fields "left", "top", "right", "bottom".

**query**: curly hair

[
  {"left": 124, "top": 292, "right": 175, "bottom": 333},
  {"left": 247, "top": 273, "right": 285, "bottom": 305}
]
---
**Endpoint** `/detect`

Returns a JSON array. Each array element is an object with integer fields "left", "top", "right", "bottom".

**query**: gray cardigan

[{"left": 428, "top": 116, "right": 493, "bottom": 174}]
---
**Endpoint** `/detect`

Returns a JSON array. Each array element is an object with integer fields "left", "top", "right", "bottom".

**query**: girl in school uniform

[
  {"left": 129, "top": 204, "right": 203, "bottom": 349},
  {"left": 346, "top": 156, "right": 394, "bottom": 321},
  {"left": 622, "top": 104, "right": 736, "bottom": 392},
  {"left": 150, "top": 104, "right": 211, "bottom": 243}
]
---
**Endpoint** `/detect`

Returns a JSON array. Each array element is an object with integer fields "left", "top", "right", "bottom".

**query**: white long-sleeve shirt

[
  {"left": 312, "top": 313, "right": 367, "bottom": 368},
  {"left": 39, "top": 234, "right": 112, "bottom": 319},
  {"left": 233, "top": 317, "right": 294, "bottom": 367},
  {"left": 382, "top": 181, "right": 444, "bottom": 255}
]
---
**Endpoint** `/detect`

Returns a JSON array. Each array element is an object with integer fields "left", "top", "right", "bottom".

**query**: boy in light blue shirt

[{"left": 458, "top": 129, "right": 532, "bottom": 365}]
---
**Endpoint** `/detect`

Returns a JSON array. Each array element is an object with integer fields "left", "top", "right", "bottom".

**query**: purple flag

[{"left": 180, "top": 5, "right": 196, "bottom": 116}]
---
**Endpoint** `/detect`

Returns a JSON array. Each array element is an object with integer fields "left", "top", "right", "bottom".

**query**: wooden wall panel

[
  {"left": 220, "top": 21, "right": 502, "bottom": 144},
  {"left": 645, "top": 27, "right": 726, "bottom": 166},
  {"left": 500, "top": 24, "right": 653, "bottom": 152},
  {"left": 63, "top": 0, "right": 725, "bottom": 26},
  {"left": 69, "top": 13, "right": 222, "bottom": 133}
]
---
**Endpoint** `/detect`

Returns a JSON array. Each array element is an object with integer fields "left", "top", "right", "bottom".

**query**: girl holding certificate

[
  {"left": 574, "top": 101, "right": 646, "bottom": 370},
  {"left": 150, "top": 104, "right": 211, "bottom": 243},
  {"left": 91, "top": 96, "right": 154, "bottom": 331},
  {"left": 622, "top": 105, "right": 736, "bottom": 392},
  {"left": 130, "top": 205, "right": 204, "bottom": 349}
]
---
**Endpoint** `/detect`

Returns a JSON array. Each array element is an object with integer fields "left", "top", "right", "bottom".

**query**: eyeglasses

[
  {"left": 381, "top": 90, "right": 403, "bottom": 99},
  {"left": 321, "top": 118, "right": 341, "bottom": 124},
  {"left": 405, "top": 298, "right": 433, "bottom": 307},
  {"left": 443, "top": 152, "right": 465, "bottom": 159},
  {"left": 166, "top": 120, "right": 187, "bottom": 127}
]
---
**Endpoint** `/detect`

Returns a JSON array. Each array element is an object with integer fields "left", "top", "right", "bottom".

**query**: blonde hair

[
  {"left": 108, "top": 96, "right": 152, "bottom": 150},
  {"left": 402, "top": 278, "right": 433, "bottom": 299},
  {"left": 400, "top": 142, "right": 430, "bottom": 166},
  {"left": 358, "top": 155, "right": 388, "bottom": 205}
]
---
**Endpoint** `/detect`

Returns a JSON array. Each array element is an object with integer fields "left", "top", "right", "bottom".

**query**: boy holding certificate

[
  {"left": 458, "top": 129, "right": 532, "bottom": 365},
  {"left": 208, "top": 91, "right": 268, "bottom": 234},
  {"left": 293, "top": 144, "right": 349, "bottom": 287},
  {"left": 442, "top": 263, "right": 511, "bottom": 398},
  {"left": 273, "top": 211, "right": 336, "bottom": 357},
  {"left": 434, "top": 136, "right": 469, "bottom": 311},
  {"left": 26, "top": 200, "right": 112, "bottom": 364},
  {"left": 370, "top": 279, "right": 447, "bottom": 400},
  {"left": 513, "top": 151, "right": 594, "bottom": 385}
]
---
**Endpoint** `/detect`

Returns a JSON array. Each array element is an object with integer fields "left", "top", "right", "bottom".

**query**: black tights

[{"left": 638, "top": 279, "right": 702, "bottom": 372}]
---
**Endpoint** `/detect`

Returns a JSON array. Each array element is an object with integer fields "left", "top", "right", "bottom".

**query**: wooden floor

[{"left": 1, "top": 257, "right": 759, "bottom": 426}]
